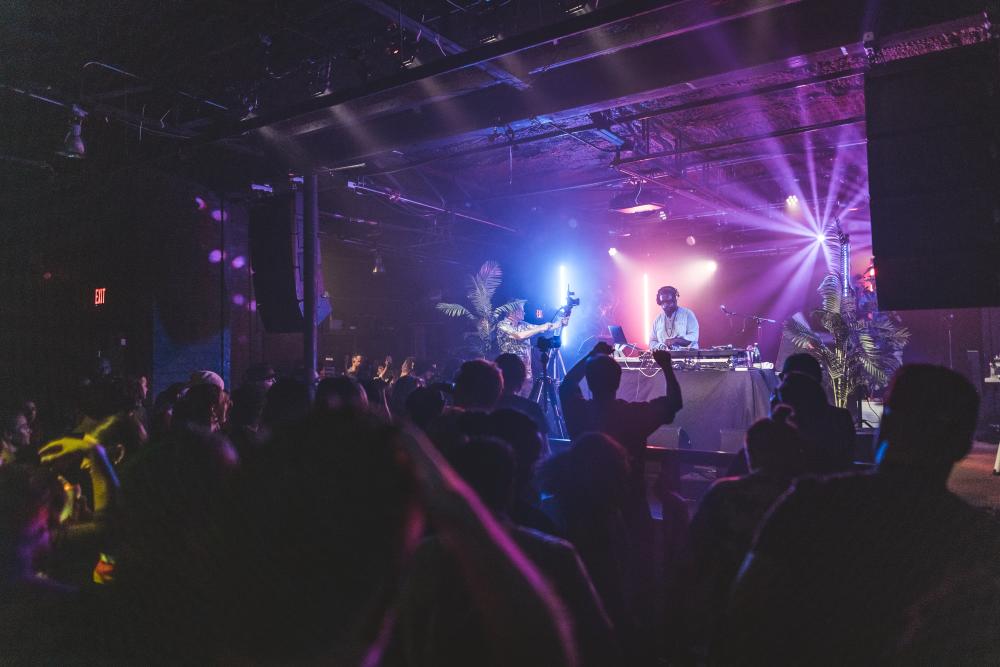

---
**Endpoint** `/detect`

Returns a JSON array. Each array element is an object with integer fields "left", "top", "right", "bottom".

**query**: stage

[{"left": 581, "top": 367, "right": 778, "bottom": 452}]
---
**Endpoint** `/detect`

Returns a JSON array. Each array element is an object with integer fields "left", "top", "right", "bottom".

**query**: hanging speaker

[
  {"left": 249, "top": 192, "right": 331, "bottom": 333},
  {"left": 866, "top": 41, "right": 1000, "bottom": 310}
]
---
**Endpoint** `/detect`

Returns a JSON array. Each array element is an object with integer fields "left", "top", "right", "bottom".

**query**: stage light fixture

[
  {"left": 686, "top": 236, "right": 696, "bottom": 246},
  {"left": 610, "top": 181, "right": 664, "bottom": 214},
  {"left": 658, "top": 210, "right": 668, "bottom": 221},
  {"left": 706, "top": 260, "right": 718, "bottom": 273},
  {"left": 56, "top": 105, "right": 87, "bottom": 159},
  {"left": 608, "top": 247, "right": 618, "bottom": 257},
  {"left": 785, "top": 194, "right": 800, "bottom": 208}
]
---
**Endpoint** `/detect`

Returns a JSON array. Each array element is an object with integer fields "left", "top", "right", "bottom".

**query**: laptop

[{"left": 608, "top": 325, "right": 630, "bottom": 346}]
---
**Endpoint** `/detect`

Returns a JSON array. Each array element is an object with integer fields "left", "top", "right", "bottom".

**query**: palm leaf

[
  {"left": 494, "top": 299, "right": 526, "bottom": 321},
  {"left": 477, "top": 260, "right": 503, "bottom": 296},
  {"left": 783, "top": 316, "right": 823, "bottom": 351},
  {"left": 817, "top": 274, "right": 842, "bottom": 314},
  {"left": 436, "top": 302, "right": 475, "bottom": 320}
]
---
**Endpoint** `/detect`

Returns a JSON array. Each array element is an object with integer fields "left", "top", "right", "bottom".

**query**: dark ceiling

[{"left": 2, "top": 0, "right": 995, "bottom": 263}]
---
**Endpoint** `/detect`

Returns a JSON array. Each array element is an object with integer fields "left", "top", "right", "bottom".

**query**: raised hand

[
  {"left": 39, "top": 436, "right": 98, "bottom": 464},
  {"left": 652, "top": 349, "right": 673, "bottom": 367}
]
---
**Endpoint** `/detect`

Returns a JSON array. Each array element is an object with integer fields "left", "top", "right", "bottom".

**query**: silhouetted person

[
  {"left": 540, "top": 432, "right": 640, "bottom": 663},
  {"left": 719, "top": 364, "right": 1000, "bottom": 665},
  {"left": 494, "top": 353, "right": 550, "bottom": 437},
  {"left": 686, "top": 406, "right": 806, "bottom": 656},
  {"left": 486, "top": 409, "right": 556, "bottom": 534},
  {"left": 387, "top": 435, "right": 617, "bottom": 667},
  {"left": 452, "top": 359, "right": 504, "bottom": 412},
  {"left": 315, "top": 376, "right": 368, "bottom": 412},
  {"left": 260, "top": 379, "right": 310, "bottom": 431},
  {"left": 775, "top": 371, "right": 854, "bottom": 473},
  {"left": 560, "top": 343, "right": 682, "bottom": 524}
]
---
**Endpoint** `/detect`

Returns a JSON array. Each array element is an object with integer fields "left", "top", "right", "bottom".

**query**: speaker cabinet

[
  {"left": 249, "top": 192, "right": 330, "bottom": 333},
  {"left": 866, "top": 42, "right": 1000, "bottom": 310}
]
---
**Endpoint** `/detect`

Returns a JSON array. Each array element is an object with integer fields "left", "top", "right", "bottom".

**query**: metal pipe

[
  {"left": 614, "top": 116, "right": 866, "bottom": 167},
  {"left": 346, "top": 181, "right": 517, "bottom": 232},
  {"left": 303, "top": 172, "right": 319, "bottom": 396},
  {"left": 82, "top": 61, "right": 229, "bottom": 111}
]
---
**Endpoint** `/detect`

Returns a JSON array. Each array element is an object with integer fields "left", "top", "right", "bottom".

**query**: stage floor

[{"left": 948, "top": 442, "right": 1000, "bottom": 510}]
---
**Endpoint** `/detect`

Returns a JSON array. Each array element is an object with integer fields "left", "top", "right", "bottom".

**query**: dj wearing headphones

[{"left": 650, "top": 285, "right": 699, "bottom": 350}]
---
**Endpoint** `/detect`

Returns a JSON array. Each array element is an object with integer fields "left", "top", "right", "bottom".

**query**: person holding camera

[{"left": 496, "top": 301, "right": 567, "bottom": 392}]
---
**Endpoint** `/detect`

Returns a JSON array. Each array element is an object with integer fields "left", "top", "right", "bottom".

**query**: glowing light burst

[
  {"left": 608, "top": 247, "right": 618, "bottom": 257},
  {"left": 558, "top": 264, "right": 570, "bottom": 346}
]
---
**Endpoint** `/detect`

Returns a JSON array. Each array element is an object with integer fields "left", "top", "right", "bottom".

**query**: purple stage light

[
  {"left": 231, "top": 255, "right": 246, "bottom": 269},
  {"left": 232, "top": 294, "right": 246, "bottom": 306},
  {"left": 194, "top": 196, "right": 207, "bottom": 210},
  {"left": 210, "top": 209, "right": 229, "bottom": 222},
  {"left": 208, "top": 249, "right": 223, "bottom": 263},
  {"left": 608, "top": 247, "right": 618, "bottom": 257}
]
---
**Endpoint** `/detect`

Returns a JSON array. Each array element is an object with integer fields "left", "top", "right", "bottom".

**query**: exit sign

[{"left": 94, "top": 288, "right": 106, "bottom": 306}]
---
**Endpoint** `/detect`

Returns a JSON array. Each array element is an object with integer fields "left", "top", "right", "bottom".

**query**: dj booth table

[{"left": 586, "top": 368, "right": 778, "bottom": 451}]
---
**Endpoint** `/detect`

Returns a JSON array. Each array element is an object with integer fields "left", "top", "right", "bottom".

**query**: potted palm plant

[
  {"left": 436, "top": 260, "right": 523, "bottom": 358},
  {"left": 783, "top": 273, "right": 910, "bottom": 408}
]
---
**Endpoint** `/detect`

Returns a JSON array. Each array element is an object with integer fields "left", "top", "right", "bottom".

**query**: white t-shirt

[{"left": 650, "top": 306, "right": 699, "bottom": 349}]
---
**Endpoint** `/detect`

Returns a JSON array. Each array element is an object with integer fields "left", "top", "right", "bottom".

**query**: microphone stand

[{"left": 720, "top": 305, "right": 777, "bottom": 354}]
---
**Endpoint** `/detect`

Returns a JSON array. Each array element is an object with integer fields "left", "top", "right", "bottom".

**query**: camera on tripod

[
  {"left": 565, "top": 288, "right": 580, "bottom": 313},
  {"left": 536, "top": 335, "right": 561, "bottom": 351}
]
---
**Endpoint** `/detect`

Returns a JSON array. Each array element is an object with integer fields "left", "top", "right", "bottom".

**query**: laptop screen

[{"left": 608, "top": 325, "right": 629, "bottom": 345}]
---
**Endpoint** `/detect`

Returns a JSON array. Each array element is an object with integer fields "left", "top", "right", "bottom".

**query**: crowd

[{"left": 1, "top": 347, "right": 998, "bottom": 665}]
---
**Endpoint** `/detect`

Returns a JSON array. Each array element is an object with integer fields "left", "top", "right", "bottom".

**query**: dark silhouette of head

[
  {"left": 315, "top": 376, "right": 368, "bottom": 412},
  {"left": 487, "top": 409, "right": 544, "bottom": 488},
  {"left": 744, "top": 405, "right": 806, "bottom": 475},
  {"left": 494, "top": 353, "right": 527, "bottom": 396},
  {"left": 585, "top": 355, "right": 622, "bottom": 398},
  {"left": 405, "top": 386, "right": 446, "bottom": 429},
  {"left": 261, "top": 379, "right": 310, "bottom": 429},
  {"left": 780, "top": 352, "right": 823, "bottom": 384},
  {"left": 172, "top": 383, "right": 229, "bottom": 432},
  {"left": 541, "top": 431, "right": 630, "bottom": 510},
  {"left": 447, "top": 437, "right": 516, "bottom": 515},
  {"left": 775, "top": 371, "right": 828, "bottom": 417},
  {"left": 877, "top": 364, "right": 979, "bottom": 470},
  {"left": 453, "top": 359, "right": 504, "bottom": 411}
]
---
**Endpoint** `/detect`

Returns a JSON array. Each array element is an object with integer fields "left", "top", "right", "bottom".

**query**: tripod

[{"left": 531, "top": 348, "right": 567, "bottom": 438}]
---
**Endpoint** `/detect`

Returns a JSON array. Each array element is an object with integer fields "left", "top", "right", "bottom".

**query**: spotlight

[
  {"left": 56, "top": 105, "right": 87, "bottom": 159},
  {"left": 608, "top": 247, "right": 618, "bottom": 257},
  {"left": 785, "top": 194, "right": 800, "bottom": 208},
  {"left": 706, "top": 260, "right": 718, "bottom": 273},
  {"left": 686, "top": 236, "right": 696, "bottom": 246},
  {"left": 372, "top": 250, "right": 385, "bottom": 275},
  {"left": 815, "top": 232, "right": 827, "bottom": 244},
  {"left": 658, "top": 210, "right": 668, "bottom": 221}
]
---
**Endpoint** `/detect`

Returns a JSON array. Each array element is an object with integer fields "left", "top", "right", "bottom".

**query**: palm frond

[
  {"left": 436, "top": 302, "right": 475, "bottom": 320},
  {"left": 783, "top": 317, "right": 823, "bottom": 351},
  {"left": 817, "top": 274, "right": 842, "bottom": 314},
  {"left": 477, "top": 261, "right": 503, "bottom": 297},
  {"left": 494, "top": 299, "right": 526, "bottom": 321}
]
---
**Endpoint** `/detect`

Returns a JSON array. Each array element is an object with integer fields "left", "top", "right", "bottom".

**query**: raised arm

[
  {"left": 505, "top": 321, "right": 557, "bottom": 341},
  {"left": 402, "top": 427, "right": 577, "bottom": 667},
  {"left": 559, "top": 342, "right": 613, "bottom": 403},
  {"left": 653, "top": 349, "right": 683, "bottom": 412}
]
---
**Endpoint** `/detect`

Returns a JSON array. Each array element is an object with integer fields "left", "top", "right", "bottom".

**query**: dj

[{"left": 650, "top": 285, "right": 699, "bottom": 350}]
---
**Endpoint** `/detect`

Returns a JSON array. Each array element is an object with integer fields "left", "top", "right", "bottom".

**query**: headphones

[{"left": 656, "top": 286, "right": 680, "bottom": 304}]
